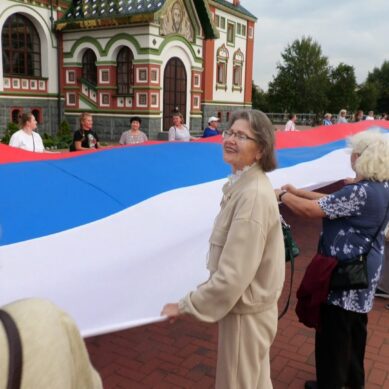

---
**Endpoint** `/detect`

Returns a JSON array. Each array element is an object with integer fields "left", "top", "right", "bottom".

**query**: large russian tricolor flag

[{"left": 1, "top": 120, "right": 388, "bottom": 336}]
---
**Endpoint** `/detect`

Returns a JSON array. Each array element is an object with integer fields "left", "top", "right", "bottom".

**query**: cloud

[{"left": 245, "top": 0, "right": 389, "bottom": 89}]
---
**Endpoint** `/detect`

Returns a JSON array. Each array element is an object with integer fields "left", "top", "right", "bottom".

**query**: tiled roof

[
  {"left": 58, "top": 1, "right": 254, "bottom": 37},
  {"left": 58, "top": 0, "right": 219, "bottom": 39},
  {"left": 63, "top": 0, "right": 166, "bottom": 20},
  {"left": 61, "top": 0, "right": 256, "bottom": 22}
]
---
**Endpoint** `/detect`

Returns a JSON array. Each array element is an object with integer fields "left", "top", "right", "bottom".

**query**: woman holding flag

[
  {"left": 162, "top": 110, "right": 285, "bottom": 389},
  {"left": 275, "top": 130, "right": 389, "bottom": 389}
]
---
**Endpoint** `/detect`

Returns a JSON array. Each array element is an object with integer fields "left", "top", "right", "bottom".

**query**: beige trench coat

[{"left": 179, "top": 165, "right": 285, "bottom": 388}]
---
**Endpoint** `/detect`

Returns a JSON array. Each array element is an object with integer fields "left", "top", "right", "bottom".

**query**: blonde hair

[
  {"left": 348, "top": 130, "right": 389, "bottom": 181},
  {"left": 79, "top": 112, "right": 92, "bottom": 126}
]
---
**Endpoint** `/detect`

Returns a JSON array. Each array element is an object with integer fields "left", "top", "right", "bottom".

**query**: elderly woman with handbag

[
  {"left": 275, "top": 130, "right": 389, "bottom": 389},
  {"left": 162, "top": 110, "right": 285, "bottom": 389}
]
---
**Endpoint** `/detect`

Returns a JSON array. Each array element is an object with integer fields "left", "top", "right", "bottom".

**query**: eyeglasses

[{"left": 222, "top": 129, "right": 257, "bottom": 142}]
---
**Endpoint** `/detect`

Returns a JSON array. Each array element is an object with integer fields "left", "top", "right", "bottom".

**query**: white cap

[{"left": 208, "top": 116, "right": 220, "bottom": 124}]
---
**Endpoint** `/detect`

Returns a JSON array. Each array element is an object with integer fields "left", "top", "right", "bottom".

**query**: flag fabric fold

[{"left": 1, "top": 121, "right": 388, "bottom": 336}]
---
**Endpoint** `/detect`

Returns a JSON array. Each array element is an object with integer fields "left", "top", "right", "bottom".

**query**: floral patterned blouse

[{"left": 318, "top": 180, "right": 389, "bottom": 313}]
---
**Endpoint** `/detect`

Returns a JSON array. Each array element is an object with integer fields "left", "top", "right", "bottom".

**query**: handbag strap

[
  {"left": 360, "top": 201, "right": 389, "bottom": 256},
  {"left": 370, "top": 202, "right": 389, "bottom": 248},
  {"left": 0, "top": 309, "right": 23, "bottom": 389},
  {"left": 278, "top": 253, "right": 294, "bottom": 320},
  {"left": 278, "top": 218, "right": 295, "bottom": 320}
]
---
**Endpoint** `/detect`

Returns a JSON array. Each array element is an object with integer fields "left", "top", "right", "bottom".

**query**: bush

[
  {"left": 42, "top": 133, "right": 56, "bottom": 149},
  {"left": 54, "top": 119, "right": 73, "bottom": 149},
  {"left": 41, "top": 120, "right": 73, "bottom": 150},
  {"left": 1, "top": 122, "right": 19, "bottom": 144}
]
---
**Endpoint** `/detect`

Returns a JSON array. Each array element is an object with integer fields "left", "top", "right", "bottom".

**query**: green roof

[{"left": 212, "top": 0, "right": 257, "bottom": 20}]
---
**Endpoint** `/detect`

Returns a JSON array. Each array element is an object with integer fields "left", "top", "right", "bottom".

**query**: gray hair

[
  {"left": 348, "top": 130, "right": 389, "bottom": 181},
  {"left": 228, "top": 109, "right": 277, "bottom": 172}
]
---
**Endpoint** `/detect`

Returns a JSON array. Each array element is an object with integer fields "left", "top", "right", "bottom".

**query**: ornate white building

[{"left": 0, "top": 0, "right": 256, "bottom": 139}]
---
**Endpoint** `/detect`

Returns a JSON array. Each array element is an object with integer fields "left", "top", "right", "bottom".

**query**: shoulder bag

[
  {"left": 330, "top": 203, "right": 389, "bottom": 291},
  {"left": 0, "top": 309, "right": 23, "bottom": 389}
]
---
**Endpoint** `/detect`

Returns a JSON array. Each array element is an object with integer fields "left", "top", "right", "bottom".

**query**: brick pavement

[{"left": 86, "top": 185, "right": 389, "bottom": 388}]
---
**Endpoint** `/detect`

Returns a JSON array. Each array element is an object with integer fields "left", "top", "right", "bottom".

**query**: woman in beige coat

[
  {"left": 162, "top": 110, "right": 285, "bottom": 388},
  {"left": 0, "top": 298, "right": 102, "bottom": 389}
]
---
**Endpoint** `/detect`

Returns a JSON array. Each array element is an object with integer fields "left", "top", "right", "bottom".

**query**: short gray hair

[
  {"left": 228, "top": 109, "right": 277, "bottom": 172},
  {"left": 348, "top": 130, "right": 389, "bottom": 181}
]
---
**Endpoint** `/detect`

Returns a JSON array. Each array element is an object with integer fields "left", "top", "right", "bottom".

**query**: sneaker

[{"left": 375, "top": 288, "right": 389, "bottom": 298}]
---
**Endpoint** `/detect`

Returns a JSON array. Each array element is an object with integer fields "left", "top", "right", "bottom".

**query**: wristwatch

[{"left": 279, "top": 190, "right": 288, "bottom": 203}]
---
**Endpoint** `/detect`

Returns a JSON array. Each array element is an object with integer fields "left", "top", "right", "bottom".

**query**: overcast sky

[{"left": 243, "top": 0, "right": 389, "bottom": 90}]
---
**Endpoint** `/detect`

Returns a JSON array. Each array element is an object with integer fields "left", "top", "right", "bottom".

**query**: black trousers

[{"left": 315, "top": 304, "right": 367, "bottom": 389}]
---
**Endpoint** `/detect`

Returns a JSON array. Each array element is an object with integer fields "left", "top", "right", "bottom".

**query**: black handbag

[
  {"left": 330, "top": 204, "right": 389, "bottom": 291},
  {"left": 330, "top": 254, "right": 368, "bottom": 291}
]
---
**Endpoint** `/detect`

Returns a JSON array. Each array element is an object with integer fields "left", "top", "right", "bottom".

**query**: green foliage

[
  {"left": 251, "top": 82, "right": 270, "bottom": 112},
  {"left": 327, "top": 63, "right": 359, "bottom": 113},
  {"left": 55, "top": 119, "right": 73, "bottom": 149},
  {"left": 1, "top": 122, "right": 19, "bottom": 144},
  {"left": 42, "top": 119, "right": 73, "bottom": 150},
  {"left": 357, "top": 82, "right": 380, "bottom": 112},
  {"left": 365, "top": 61, "right": 389, "bottom": 114},
  {"left": 267, "top": 36, "right": 330, "bottom": 114}
]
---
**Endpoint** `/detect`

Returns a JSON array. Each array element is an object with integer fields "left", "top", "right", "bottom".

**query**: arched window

[
  {"left": 2, "top": 14, "right": 41, "bottom": 77},
  {"left": 82, "top": 49, "right": 97, "bottom": 86},
  {"left": 31, "top": 109, "right": 41, "bottom": 124},
  {"left": 232, "top": 49, "right": 244, "bottom": 90},
  {"left": 216, "top": 44, "right": 229, "bottom": 90},
  {"left": 11, "top": 109, "right": 21, "bottom": 124},
  {"left": 117, "top": 47, "right": 134, "bottom": 95}
]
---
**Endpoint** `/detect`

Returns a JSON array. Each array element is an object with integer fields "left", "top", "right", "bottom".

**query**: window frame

[
  {"left": 216, "top": 44, "right": 229, "bottom": 90},
  {"left": 2, "top": 13, "right": 41, "bottom": 77},
  {"left": 232, "top": 49, "right": 244, "bottom": 91},
  {"left": 116, "top": 47, "right": 134, "bottom": 96},
  {"left": 220, "top": 16, "right": 226, "bottom": 30},
  {"left": 226, "top": 21, "right": 235, "bottom": 46},
  {"left": 82, "top": 49, "right": 97, "bottom": 86},
  {"left": 137, "top": 68, "right": 148, "bottom": 83}
]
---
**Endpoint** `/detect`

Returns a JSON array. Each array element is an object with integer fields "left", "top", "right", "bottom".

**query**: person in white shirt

[
  {"left": 9, "top": 112, "right": 45, "bottom": 152},
  {"left": 168, "top": 112, "right": 198, "bottom": 141},
  {"left": 365, "top": 111, "right": 375, "bottom": 120},
  {"left": 337, "top": 109, "right": 348, "bottom": 123},
  {"left": 284, "top": 114, "right": 297, "bottom": 131}
]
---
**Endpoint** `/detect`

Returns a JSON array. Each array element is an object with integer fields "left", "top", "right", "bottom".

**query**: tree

[
  {"left": 1, "top": 122, "right": 19, "bottom": 144},
  {"left": 251, "top": 82, "right": 269, "bottom": 112},
  {"left": 327, "top": 63, "right": 359, "bottom": 113},
  {"left": 357, "top": 82, "right": 380, "bottom": 112},
  {"left": 267, "top": 36, "right": 329, "bottom": 114},
  {"left": 365, "top": 61, "right": 389, "bottom": 114}
]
